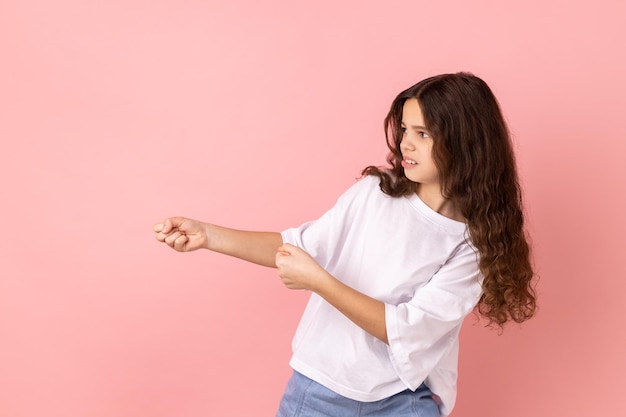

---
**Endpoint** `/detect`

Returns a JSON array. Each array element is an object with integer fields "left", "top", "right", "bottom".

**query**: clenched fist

[{"left": 154, "top": 217, "right": 209, "bottom": 252}]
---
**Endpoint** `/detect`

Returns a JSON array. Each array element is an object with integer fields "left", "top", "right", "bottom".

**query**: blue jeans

[{"left": 276, "top": 371, "right": 441, "bottom": 417}]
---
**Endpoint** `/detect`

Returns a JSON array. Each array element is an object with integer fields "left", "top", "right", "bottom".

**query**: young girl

[{"left": 154, "top": 72, "right": 536, "bottom": 417}]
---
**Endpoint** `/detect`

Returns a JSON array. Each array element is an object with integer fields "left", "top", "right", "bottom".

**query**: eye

[
  {"left": 400, "top": 126, "right": 407, "bottom": 135},
  {"left": 418, "top": 131, "right": 430, "bottom": 139}
]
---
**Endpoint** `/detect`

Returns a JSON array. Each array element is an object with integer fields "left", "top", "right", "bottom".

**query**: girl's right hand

[{"left": 153, "top": 217, "right": 209, "bottom": 252}]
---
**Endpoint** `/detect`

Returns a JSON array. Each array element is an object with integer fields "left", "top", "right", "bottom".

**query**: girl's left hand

[{"left": 275, "top": 244, "right": 329, "bottom": 291}]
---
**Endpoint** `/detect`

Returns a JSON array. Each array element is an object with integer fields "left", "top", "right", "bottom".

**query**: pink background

[{"left": 1, "top": 0, "right": 625, "bottom": 416}]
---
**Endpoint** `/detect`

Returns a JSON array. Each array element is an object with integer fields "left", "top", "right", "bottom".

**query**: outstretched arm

[
  {"left": 154, "top": 217, "right": 282, "bottom": 268},
  {"left": 276, "top": 243, "right": 388, "bottom": 344}
]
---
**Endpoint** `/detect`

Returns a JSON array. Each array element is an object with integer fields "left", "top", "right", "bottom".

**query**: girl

[{"left": 154, "top": 72, "right": 536, "bottom": 417}]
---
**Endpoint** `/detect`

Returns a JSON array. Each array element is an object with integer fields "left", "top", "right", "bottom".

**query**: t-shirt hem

[{"left": 289, "top": 358, "right": 410, "bottom": 403}]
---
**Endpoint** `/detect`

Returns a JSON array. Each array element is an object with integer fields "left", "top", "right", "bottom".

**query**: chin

[{"left": 403, "top": 173, "right": 422, "bottom": 184}]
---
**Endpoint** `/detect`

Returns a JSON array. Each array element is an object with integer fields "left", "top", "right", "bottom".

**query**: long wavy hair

[{"left": 363, "top": 72, "right": 536, "bottom": 327}]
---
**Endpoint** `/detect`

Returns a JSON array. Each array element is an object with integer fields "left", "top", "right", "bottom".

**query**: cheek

[
  {"left": 427, "top": 143, "right": 441, "bottom": 168},
  {"left": 423, "top": 144, "right": 435, "bottom": 161}
]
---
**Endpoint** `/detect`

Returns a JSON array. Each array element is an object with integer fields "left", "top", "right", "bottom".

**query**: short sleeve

[
  {"left": 385, "top": 241, "right": 483, "bottom": 390},
  {"left": 281, "top": 178, "right": 370, "bottom": 269}
]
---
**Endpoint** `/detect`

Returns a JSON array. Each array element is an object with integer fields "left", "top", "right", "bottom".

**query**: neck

[{"left": 416, "top": 183, "right": 465, "bottom": 222}]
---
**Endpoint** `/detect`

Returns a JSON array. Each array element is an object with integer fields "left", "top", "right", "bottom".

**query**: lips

[{"left": 401, "top": 157, "right": 417, "bottom": 168}]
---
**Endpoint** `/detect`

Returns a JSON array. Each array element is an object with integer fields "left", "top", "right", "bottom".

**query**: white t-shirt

[{"left": 281, "top": 175, "right": 483, "bottom": 416}]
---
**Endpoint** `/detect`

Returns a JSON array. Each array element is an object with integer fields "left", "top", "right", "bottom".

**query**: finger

[
  {"left": 173, "top": 234, "right": 189, "bottom": 251},
  {"left": 153, "top": 223, "right": 164, "bottom": 233},
  {"left": 161, "top": 218, "right": 172, "bottom": 233},
  {"left": 165, "top": 216, "right": 187, "bottom": 234},
  {"left": 162, "top": 217, "right": 184, "bottom": 234},
  {"left": 164, "top": 231, "right": 184, "bottom": 247},
  {"left": 156, "top": 228, "right": 179, "bottom": 242},
  {"left": 155, "top": 230, "right": 175, "bottom": 242},
  {"left": 277, "top": 245, "right": 293, "bottom": 255}
]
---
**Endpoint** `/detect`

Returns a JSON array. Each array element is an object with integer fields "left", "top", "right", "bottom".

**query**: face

[{"left": 399, "top": 98, "right": 440, "bottom": 189}]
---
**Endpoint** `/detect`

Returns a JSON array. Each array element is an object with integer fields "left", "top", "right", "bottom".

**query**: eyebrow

[{"left": 401, "top": 121, "right": 429, "bottom": 131}]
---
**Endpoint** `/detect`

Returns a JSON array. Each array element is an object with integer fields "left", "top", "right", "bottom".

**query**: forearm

[
  {"left": 275, "top": 244, "right": 388, "bottom": 343},
  {"left": 314, "top": 272, "right": 388, "bottom": 344},
  {"left": 205, "top": 223, "right": 283, "bottom": 268}
]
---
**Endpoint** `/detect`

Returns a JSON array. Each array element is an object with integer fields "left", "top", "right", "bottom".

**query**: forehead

[{"left": 401, "top": 98, "right": 425, "bottom": 124}]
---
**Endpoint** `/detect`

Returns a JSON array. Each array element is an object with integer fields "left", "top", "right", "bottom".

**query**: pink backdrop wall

[{"left": 2, "top": 1, "right": 625, "bottom": 416}]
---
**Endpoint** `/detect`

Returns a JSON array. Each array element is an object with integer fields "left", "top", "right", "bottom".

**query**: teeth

[{"left": 405, "top": 159, "right": 417, "bottom": 165}]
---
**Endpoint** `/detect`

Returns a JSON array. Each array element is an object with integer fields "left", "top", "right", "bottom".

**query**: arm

[
  {"left": 316, "top": 271, "right": 388, "bottom": 344},
  {"left": 276, "top": 243, "right": 388, "bottom": 344},
  {"left": 154, "top": 216, "right": 282, "bottom": 268}
]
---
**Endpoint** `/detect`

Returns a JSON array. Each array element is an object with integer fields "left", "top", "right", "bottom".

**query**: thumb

[
  {"left": 161, "top": 218, "right": 172, "bottom": 233},
  {"left": 161, "top": 216, "right": 185, "bottom": 234},
  {"left": 277, "top": 245, "right": 292, "bottom": 256}
]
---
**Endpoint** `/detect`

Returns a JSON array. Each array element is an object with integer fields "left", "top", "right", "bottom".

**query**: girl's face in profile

[{"left": 399, "top": 99, "right": 439, "bottom": 190}]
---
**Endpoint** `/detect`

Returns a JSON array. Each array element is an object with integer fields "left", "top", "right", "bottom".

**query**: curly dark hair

[{"left": 363, "top": 72, "right": 536, "bottom": 327}]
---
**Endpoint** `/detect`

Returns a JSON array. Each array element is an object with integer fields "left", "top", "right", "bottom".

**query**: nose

[{"left": 400, "top": 134, "right": 414, "bottom": 152}]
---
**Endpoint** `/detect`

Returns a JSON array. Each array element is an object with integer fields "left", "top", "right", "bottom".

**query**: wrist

[
  {"left": 311, "top": 270, "right": 337, "bottom": 296},
  {"left": 202, "top": 222, "right": 214, "bottom": 250}
]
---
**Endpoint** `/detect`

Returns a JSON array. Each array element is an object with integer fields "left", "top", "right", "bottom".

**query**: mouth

[{"left": 402, "top": 157, "right": 417, "bottom": 166}]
